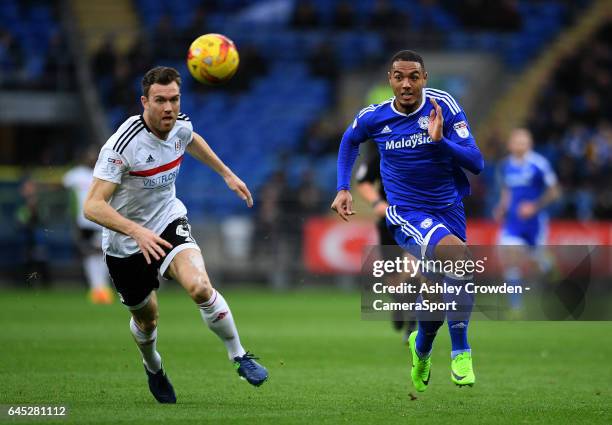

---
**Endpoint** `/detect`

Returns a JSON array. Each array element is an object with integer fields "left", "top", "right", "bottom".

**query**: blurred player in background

[
  {"left": 63, "top": 147, "right": 113, "bottom": 304},
  {"left": 84, "top": 66, "right": 268, "bottom": 404},
  {"left": 16, "top": 177, "right": 51, "bottom": 287},
  {"left": 355, "top": 150, "right": 416, "bottom": 341},
  {"left": 494, "top": 128, "right": 561, "bottom": 312},
  {"left": 332, "top": 50, "right": 484, "bottom": 391}
]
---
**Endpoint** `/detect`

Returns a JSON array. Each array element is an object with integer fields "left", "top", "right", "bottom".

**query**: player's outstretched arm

[
  {"left": 186, "top": 132, "right": 253, "bottom": 207},
  {"left": 84, "top": 178, "right": 172, "bottom": 264},
  {"left": 493, "top": 187, "right": 510, "bottom": 222}
]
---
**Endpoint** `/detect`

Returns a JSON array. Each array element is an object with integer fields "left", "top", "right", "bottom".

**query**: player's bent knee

[
  {"left": 186, "top": 278, "right": 214, "bottom": 303},
  {"left": 435, "top": 234, "right": 471, "bottom": 263}
]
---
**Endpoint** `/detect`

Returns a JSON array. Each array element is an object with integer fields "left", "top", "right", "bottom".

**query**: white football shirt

[
  {"left": 63, "top": 165, "right": 101, "bottom": 231},
  {"left": 93, "top": 114, "right": 193, "bottom": 257}
]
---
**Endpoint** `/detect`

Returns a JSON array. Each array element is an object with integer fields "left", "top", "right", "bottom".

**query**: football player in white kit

[
  {"left": 84, "top": 67, "right": 268, "bottom": 403},
  {"left": 63, "top": 147, "right": 113, "bottom": 304}
]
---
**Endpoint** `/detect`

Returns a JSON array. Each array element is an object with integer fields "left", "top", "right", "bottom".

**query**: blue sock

[
  {"left": 504, "top": 266, "right": 523, "bottom": 310},
  {"left": 415, "top": 320, "right": 444, "bottom": 357},
  {"left": 448, "top": 320, "right": 470, "bottom": 358},
  {"left": 443, "top": 274, "right": 474, "bottom": 358}
]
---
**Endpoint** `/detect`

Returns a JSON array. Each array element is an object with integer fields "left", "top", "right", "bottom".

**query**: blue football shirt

[
  {"left": 500, "top": 151, "right": 557, "bottom": 227},
  {"left": 337, "top": 88, "right": 483, "bottom": 210}
]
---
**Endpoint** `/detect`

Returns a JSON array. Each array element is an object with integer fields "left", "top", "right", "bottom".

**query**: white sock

[
  {"left": 129, "top": 317, "right": 162, "bottom": 373},
  {"left": 198, "top": 290, "right": 246, "bottom": 360}
]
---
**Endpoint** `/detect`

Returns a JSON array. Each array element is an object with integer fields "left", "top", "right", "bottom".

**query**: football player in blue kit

[
  {"left": 331, "top": 50, "right": 484, "bottom": 391},
  {"left": 494, "top": 128, "right": 561, "bottom": 312}
]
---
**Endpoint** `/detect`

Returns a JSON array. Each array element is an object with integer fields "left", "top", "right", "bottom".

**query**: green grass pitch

[{"left": 1, "top": 287, "right": 611, "bottom": 424}]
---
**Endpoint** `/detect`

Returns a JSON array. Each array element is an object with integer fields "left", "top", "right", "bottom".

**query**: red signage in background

[
  {"left": 304, "top": 218, "right": 612, "bottom": 274},
  {"left": 467, "top": 220, "right": 612, "bottom": 245},
  {"left": 303, "top": 218, "right": 378, "bottom": 274}
]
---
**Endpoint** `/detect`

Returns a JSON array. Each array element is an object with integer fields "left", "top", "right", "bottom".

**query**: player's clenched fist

[{"left": 331, "top": 190, "right": 355, "bottom": 222}]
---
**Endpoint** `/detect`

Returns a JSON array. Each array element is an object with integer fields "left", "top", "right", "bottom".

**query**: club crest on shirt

[
  {"left": 176, "top": 127, "right": 191, "bottom": 152},
  {"left": 453, "top": 121, "right": 470, "bottom": 138},
  {"left": 418, "top": 116, "right": 429, "bottom": 130},
  {"left": 420, "top": 218, "right": 433, "bottom": 229}
]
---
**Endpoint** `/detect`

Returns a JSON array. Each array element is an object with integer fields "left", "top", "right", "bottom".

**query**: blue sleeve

[
  {"left": 439, "top": 111, "right": 484, "bottom": 175},
  {"left": 336, "top": 114, "right": 370, "bottom": 191}
]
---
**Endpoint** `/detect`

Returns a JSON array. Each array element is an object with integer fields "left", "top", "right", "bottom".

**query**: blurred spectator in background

[
  {"left": 91, "top": 36, "right": 117, "bottom": 78},
  {"left": 0, "top": 29, "right": 24, "bottom": 87},
  {"left": 332, "top": 0, "right": 356, "bottom": 30},
  {"left": 303, "top": 117, "right": 342, "bottom": 157},
  {"left": 454, "top": 0, "right": 522, "bottom": 32},
  {"left": 369, "top": 0, "right": 409, "bottom": 52},
  {"left": 108, "top": 59, "right": 137, "bottom": 108},
  {"left": 42, "top": 31, "right": 75, "bottom": 90},
  {"left": 254, "top": 170, "right": 288, "bottom": 256},
  {"left": 16, "top": 177, "right": 51, "bottom": 287},
  {"left": 296, "top": 169, "right": 324, "bottom": 219},
  {"left": 291, "top": 0, "right": 320, "bottom": 29},
  {"left": 224, "top": 43, "right": 268, "bottom": 93},
  {"left": 63, "top": 147, "right": 114, "bottom": 304},
  {"left": 181, "top": 5, "right": 210, "bottom": 48},
  {"left": 152, "top": 14, "right": 181, "bottom": 60},
  {"left": 125, "top": 34, "right": 153, "bottom": 79},
  {"left": 308, "top": 41, "right": 339, "bottom": 94},
  {"left": 253, "top": 170, "right": 296, "bottom": 288}
]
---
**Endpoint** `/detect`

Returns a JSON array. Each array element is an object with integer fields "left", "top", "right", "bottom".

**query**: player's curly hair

[
  {"left": 142, "top": 66, "right": 182, "bottom": 97},
  {"left": 389, "top": 50, "right": 425, "bottom": 70}
]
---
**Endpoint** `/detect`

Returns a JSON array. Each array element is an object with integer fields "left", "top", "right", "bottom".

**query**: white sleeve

[
  {"left": 539, "top": 160, "right": 557, "bottom": 187},
  {"left": 93, "top": 147, "right": 128, "bottom": 184},
  {"left": 176, "top": 113, "right": 194, "bottom": 145}
]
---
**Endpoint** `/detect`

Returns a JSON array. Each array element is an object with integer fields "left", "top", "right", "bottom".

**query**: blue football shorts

[
  {"left": 385, "top": 202, "right": 466, "bottom": 259},
  {"left": 499, "top": 215, "right": 548, "bottom": 247}
]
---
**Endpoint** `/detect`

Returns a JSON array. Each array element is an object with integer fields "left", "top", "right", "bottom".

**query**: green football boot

[
  {"left": 451, "top": 352, "right": 475, "bottom": 387},
  {"left": 408, "top": 331, "right": 431, "bottom": 392}
]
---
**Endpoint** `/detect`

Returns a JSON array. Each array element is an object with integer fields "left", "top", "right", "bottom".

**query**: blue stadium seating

[{"left": 0, "top": 0, "right": 59, "bottom": 84}]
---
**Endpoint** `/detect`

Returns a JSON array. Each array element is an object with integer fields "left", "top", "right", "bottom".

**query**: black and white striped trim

[
  {"left": 424, "top": 88, "right": 460, "bottom": 115},
  {"left": 357, "top": 98, "right": 392, "bottom": 119},
  {"left": 113, "top": 119, "right": 144, "bottom": 154},
  {"left": 177, "top": 113, "right": 190, "bottom": 121}
]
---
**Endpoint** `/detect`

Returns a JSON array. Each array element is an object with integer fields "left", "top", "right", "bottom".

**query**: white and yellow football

[{"left": 187, "top": 33, "right": 239, "bottom": 85}]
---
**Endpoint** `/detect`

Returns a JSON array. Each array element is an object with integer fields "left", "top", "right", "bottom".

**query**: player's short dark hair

[
  {"left": 389, "top": 50, "right": 425, "bottom": 70},
  {"left": 142, "top": 66, "right": 182, "bottom": 97}
]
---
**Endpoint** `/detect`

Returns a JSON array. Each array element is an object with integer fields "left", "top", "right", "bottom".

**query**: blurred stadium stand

[{"left": 0, "top": 0, "right": 610, "bottom": 286}]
